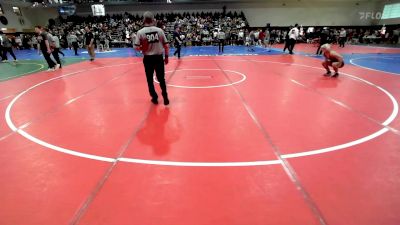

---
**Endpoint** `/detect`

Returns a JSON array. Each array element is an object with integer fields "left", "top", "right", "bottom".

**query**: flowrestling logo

[{"left": 359, "top": 12, "right": 382, "bottom": 20}]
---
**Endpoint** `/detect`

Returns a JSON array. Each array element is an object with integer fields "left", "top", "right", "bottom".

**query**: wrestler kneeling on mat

[{"left": 321, "top": 44, "right": 344, "bottom": 78}]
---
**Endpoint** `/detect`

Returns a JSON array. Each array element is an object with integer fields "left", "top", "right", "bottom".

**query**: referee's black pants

[
  {"left": 72, "top": 42, "right": 79, "bottom": 55},
  {"left": 2, "top": 47, "right": 17, "bottom": 60},
  {"left": 288, "top": 38, "right": 296, "bottom": 54},
  {"left": 41, "top": 49, "right": 56, "bottom": 69},
  {"left": 283, "top": 39, "right": 289, "bottom": 52},
  {"left": 339, "top": 37, "right": 346, "bottom": 48},
  {"left": 173, "top": 44, "right": 181, "bottom": 59},
  {"left": 218, "top": 39, "right": 225, "bottom": 52},
  {"left": 52, "top": 48, "right": 62, "bottom": 67},
  {"left": 0, "top": 45, "right": 4, "bottom": 60},
  {"left": 143, "top": 55, "right": 168, "bottom": 100}
]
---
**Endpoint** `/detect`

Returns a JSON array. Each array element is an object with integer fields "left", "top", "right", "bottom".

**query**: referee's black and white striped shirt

[{"left": 134, "top": 26, "right": 168, "bottom": 56}]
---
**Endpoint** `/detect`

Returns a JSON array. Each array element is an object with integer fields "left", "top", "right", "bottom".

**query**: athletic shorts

[{"left": 327, "top": 61, "right": 345, "bottom": 68}]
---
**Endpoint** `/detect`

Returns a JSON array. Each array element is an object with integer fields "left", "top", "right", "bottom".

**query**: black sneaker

[
  {"left": 151, "top": 98, "right": 158, "bottom": 105},
  {"left": 331, "top": 73, "right": 339, "bottom": 78},
  {"left": 164, "top": 98, "right": 169, "bottom": 106},
  {"left": 324, "top": 71, "right": 331, "bottom": 76}
]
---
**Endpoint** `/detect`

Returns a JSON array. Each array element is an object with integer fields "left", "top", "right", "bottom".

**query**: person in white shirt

[
  {"left": 69, "top": 32, "right": 79, "bottom": 55},
  {"left": 264, "top": 26, "right": 271, "bottom": 51},
  {"left": 248, "top": 29, "right": 255, "bottom": 51},
  {"left": 217, "top": 29, "right": 226, "bottom": 53},
  {"left": 15, "top": 36, "right": 22, "bottom": 50},
  {"left": 254, "top": 30, "right": 260, "bottom": 44},
  {"left": 213, "top": 29, "right": 218, "bottom": 40},
  {"left": 131, "top": 31, "right": 137, "bottom": 48},
  {"left": 288, "top": 23, "right": 299, "bottom": 54},
  {"left": 53, "top": 34, "right": 64, "bottom": 56},
  {"left": 238, "top": 29, "right": 244, "bottom": 45},
  {"left": 104, "top": 35, "right": 110, "bottom": 51},
  {"left": 339, "top": 28, "right": 347, "bottom": 48},
  {"left": 31, "top": 36, "right": 37, "bottom": 49}
]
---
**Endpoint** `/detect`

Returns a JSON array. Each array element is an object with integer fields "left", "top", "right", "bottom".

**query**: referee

[
  {"left": 217, "top": 29, "right": 226, "bottom": 53},
  {"left": 135, "top": 11, "right": 170, "bottom": 105},
  {"left": 288, "top": 24, "right": 299, "bottom": 55}
]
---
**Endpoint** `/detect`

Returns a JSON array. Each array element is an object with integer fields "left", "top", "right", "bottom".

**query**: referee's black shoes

[
  {"left": 164, "top": 98, "right": 169, "bottom": 106},
  {"left": 151, "top": 98, "right": 158, "bottom": 105}
]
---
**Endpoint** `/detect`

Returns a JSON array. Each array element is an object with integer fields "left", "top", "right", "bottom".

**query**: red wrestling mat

[{"left": 1, "top": 56, "right": 400, "bottom": 225}]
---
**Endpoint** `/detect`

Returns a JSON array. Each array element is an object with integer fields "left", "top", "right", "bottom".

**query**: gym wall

[
  {"left": 0, "top": 3, "right": 58, "bottom": 32},
  {"left": 1, "top": 0, "right": 396, "bottom": 32}
]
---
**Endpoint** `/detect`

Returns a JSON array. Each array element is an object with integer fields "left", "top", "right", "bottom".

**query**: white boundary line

[
  {"left": 349, "top": 56, "right": 400, "bottom": 76},
  {"left": 118, "top": 158, "right": 282, "bottom": 166},
  {"left": 282, "top": 128, "right": 389, "bottom": 158},
  {"left": 249, "top": 59, "right": 399, "bottom": 126},
  {"left": 81, "top": 50, "right": 118, "bottom": 54},
  {"left": 5, "top": 62, "right": 140, "bottom": 163},
  {"left": 154, "top": 69, "right": 247, "bottom": 89},
  {"left": 4, "top": 59, "right": 399, "bottom": 167}
]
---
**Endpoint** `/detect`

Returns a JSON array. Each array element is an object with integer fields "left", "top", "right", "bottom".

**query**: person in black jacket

[
  {"left": 173, "top": 26, "right": 182, "bottom": 59},
  {"left": 283, "top": 26, "right": 292, "bottom": 53},
  {"left": 35, "top": 26, "right": 59, "bottom": 71},
  {"left": 84, "top": 26, "right": 95, "bottom": 61}
]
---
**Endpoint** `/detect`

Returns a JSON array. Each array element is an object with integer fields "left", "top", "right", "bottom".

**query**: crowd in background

[
  {"left": 304, "top": 26, "right": 400, "bottom": 46},
  {"left": 53, "top": 11, "right": 251, "bottom": 49},
  {"left": 1, "top": 11, "right": 400, "bottom": 54}
]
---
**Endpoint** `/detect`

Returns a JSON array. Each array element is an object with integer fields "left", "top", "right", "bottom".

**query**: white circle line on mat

[
  {"left": 349, "top": 56, "right": 400, "bottom": 76},
  {"left": 154, "top": 68, "right": 247, "bottom": 88},
  {"left": 4, "top": 59, "right": 398, "bottom": 167}
]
